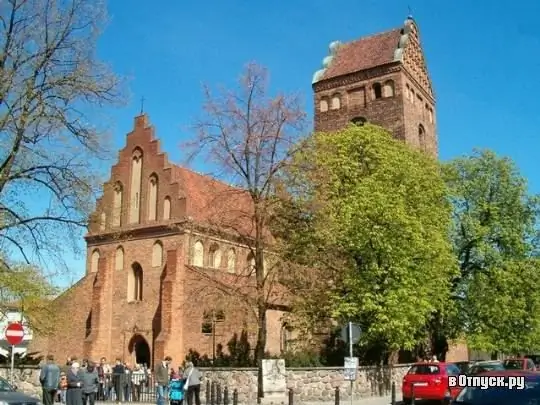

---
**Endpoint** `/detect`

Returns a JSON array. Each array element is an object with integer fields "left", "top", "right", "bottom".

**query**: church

[{"left": 32, "top": 16, "right": 466, "bottom": 365}]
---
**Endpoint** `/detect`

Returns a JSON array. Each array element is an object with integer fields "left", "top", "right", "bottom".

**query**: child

[
  {"left": 168, "top": 372, "right": 185, "bottom": 405},
  {"left": 59, "top": 371, "right": 68, "bottom": 404}
]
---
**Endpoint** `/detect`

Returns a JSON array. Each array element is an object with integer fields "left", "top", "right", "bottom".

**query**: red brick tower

[{"left": 312, "top": 16, "right": 437, "bottom": 157}]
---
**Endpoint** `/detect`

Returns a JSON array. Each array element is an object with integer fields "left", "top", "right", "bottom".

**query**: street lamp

[{"left": 211, "top": 310, "right": 225, "bottom": 365}]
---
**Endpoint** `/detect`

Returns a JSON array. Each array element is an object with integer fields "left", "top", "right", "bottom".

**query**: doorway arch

[{"left": 128, "top": 334, "right": 151, "bottom": 367}]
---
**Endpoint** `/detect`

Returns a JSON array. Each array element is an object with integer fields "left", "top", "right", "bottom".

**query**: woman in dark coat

[{"left": 66, "top": 362, "right": 84, "bottom": 405}]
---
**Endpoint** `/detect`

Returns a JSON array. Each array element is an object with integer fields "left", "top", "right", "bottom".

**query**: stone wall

[{"left": 0, "top": 364, "right": 413, "bottom": 403}]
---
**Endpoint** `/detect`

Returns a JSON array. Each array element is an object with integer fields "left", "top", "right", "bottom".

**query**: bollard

[
  {"left": 288, "top": 388, "right": 294, "bottom": 405},
  {"left": 206, "top": 380, "right": 211, "bottom": 405},
  {"left": 232, "top": 389, "right": 238, "bottom": 405},
  {"left": 217, "top": 383, "right": 222, "bottom": 405},
  {"left": 211, "top": 381, "right": 216, "bottom": 405},
  {"left": 411, "top": 384, "right": 415, "bottom": 405},
  {"left": 223, "top": 386, "right": 229, "bottom": 405},
  {"left": 334, "top": 386, "right": 340, "bottom": 405},
  {"left": 390, "top": 382, "right": 396, "bottom": 405}
]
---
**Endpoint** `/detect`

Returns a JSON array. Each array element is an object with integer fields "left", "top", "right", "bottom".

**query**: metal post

[
  {"left": 217, "top": 383, "right": 222, "bottom": 405},
  {"left": 288, "top": 388, "right": 293, "bottom": 405},
  {"left": 212, "top": 316, "right": 216, "bottom": 364},
  {"left": 206, "top": 381, "right": 211, "bottom": 405},
  {"left": 10, "top": 345, "right": 15, "bottom": 386},
  {"left": 211, "top": 381, "right": 216, "bottom": 405},
  {"left": 232, "top": 389, "right": 238, "bottom": 405},
  {"left": 390, "top": 382, "right": 396, "bottom": 405},
  {"left": 348, "top": 322, "right": 353, "bottom": 405},
  {"left": 334, "top": 386, "right": 340, "bottom": 405},
  {"left": 223, "top": 386, "right": 229, "bottom": 405}
]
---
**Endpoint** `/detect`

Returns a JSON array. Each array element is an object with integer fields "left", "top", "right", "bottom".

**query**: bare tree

[
  {"left": 184, "top": 62, "right": 307, "bottom": 399},
  {"left": 0, "top": 0, "right": 124, "bottom": 270}
]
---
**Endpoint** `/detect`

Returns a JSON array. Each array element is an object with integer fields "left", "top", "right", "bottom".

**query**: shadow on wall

[{"left": 151, "top": 264, "right": 167, "bottom": 366}]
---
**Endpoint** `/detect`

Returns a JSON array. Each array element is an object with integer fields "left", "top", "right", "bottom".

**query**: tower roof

[{"left": 321, "top": 28, "right": 402, "bottom": 81}]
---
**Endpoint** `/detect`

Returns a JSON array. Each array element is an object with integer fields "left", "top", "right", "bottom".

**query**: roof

[{"left": 321, "top": 28, "right": 402, "bottom": 81}]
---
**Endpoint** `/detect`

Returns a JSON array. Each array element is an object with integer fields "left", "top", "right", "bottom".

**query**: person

[
  {"left": 40, "top": 355, "right": 61, "bottom": 405},
  {"left": 66, "top": 362, "right": 83, "bottom": 405},
  {"left": 184, "top": 361, "right": 202, "bottom": 405},
  {"left": 96, "top": 357, "right": 111, "bottom": 401},
  {"left": 111, "top": 358, "right": 125, "bottom": 404},
  {"left": 154, "top": 356, "right": 172, "bottom": 405},
  {"left": 59, "top": 371, "right": 68, "bottom": 404},
  {"left": 131, "top": 364, "right": 146, "bottom": 402},
  {"left": 81, "top": 361, "right": 99, "bottom": 405},
  {"left": 168, "top": 372, "right": 185, "bottom": 405}
]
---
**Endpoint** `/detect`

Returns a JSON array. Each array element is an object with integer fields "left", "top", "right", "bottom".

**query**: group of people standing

[{"left": 38, "top": 354, "right": 203, "bottom": 405}]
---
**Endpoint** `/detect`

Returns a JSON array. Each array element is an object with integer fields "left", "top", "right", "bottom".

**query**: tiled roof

[{"left": 321, "top": 28, "right": 402, "bottom": 81}]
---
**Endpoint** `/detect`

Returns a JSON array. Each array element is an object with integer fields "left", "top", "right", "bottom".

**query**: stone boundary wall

[{"left": 0, "top": 364, "right": 413, "bottom": 403}]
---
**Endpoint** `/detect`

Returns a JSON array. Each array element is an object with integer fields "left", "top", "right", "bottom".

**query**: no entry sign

[{"left": 4, "top": 323, "right": 24, "bottom": 346}]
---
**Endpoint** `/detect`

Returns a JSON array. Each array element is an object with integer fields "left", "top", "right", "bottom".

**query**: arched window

[
  {"left": 418, "top": 124, "right": 427, "bottom": 151},
  {"left": 99, "top": 212, "right": 106, "bottom": 231},
  {"left": 247, "top": 251, "right": 255, "bottom": 275},
  {"left": 351, "top": 117, "right": 367, "bottom": 126},
  {"left": 280, "top": 323, "right": 293, "bottom": 353},
  {"left": 372, "top": 83, "right": 382, "bottom": 99},
  {"left": 405, "top": 84, "right": 411, "bottom": 100},
  {"left": 128, "top": 263, "right": 143, "bottom": 302},
  {"left": 382, "top": 80, "right": 395, "bottom": 97},
  {"left": 113, "top": 182, "right": 123, "bottom": 227},
  {"left": 115, "top": 246, "right": 124, "bottom": 271},
  {"left": 227, "top": 248, "right": 236, "bottom": 273},
  {"left": 148, "top": 174, "right": 158, "bottom": 221},
  {"left": 152, "top": 241, "right": 163, "bottom": 267},
  {"left": 163, "top": 197, "right": 171, "bottom": 220},
  {"left": 427, "top": 107, "right": 434, "bottom": 124},
  {"left": 330, "top": 94, "right": 341, "bottom": 110},
  {"left": 208, "top": 244, "right": 221, "bottom": 269},
  {"left": 319, "top": 98, "right": 329, "bottom": 112},
  {"left": 193, "top": 241, "right": 204, "bottom": 267},
  {"left": 129, "top": 148, "right": 143, "bottom": 224},
  {"left": 90, "top": 249, "right": 100, "bottom": 273}
]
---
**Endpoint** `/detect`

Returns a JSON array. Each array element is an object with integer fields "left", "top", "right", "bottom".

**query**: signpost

[
  {"left": 4, "top": 323, "right": 24, "bottom": 385},
  {"left": 341, "top": 322, "right": 361, "bottom": 405}
]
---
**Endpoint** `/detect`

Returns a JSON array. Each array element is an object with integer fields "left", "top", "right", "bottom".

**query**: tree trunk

[{"left": 255, "top": 301, "right": 267, "bottom": 401}]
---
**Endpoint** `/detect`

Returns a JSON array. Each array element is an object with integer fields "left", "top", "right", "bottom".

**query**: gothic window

[
  {"left": 428, "top": 107, "right": 434, "bottom": 124},
  {"left": 280, "top": 323, "right": 293, "bottom": 353},
  {"left": 411, "top": 89, "right": 416, "bottom": 104},
  {"left": 163, "top": 197, "right": 171, "bottom": 220},
  {"left": 193, "top": 241, "right": 204, "bottom": 266},
  {"left": 405, "top": 84, "right": 411, "bottom": 100},
  {"left": 152, "top": 241, "right": 163, "bottom": 267},
  {"left": 348, "top": 88, "right": 366, "bottom": 108},
  {"left": 247, "top": 251, "right": 255, "bottom": 275},
  {"left": 115, "top": 246, "right": 124, "bottom": 271},
  {"left": 113, "top": 182, "right": 123, "bottom": 227},
  {"left": 351, "top": 117, "right": 367, "bottom": 126},
  {"left": 208, "top": 244, "right": 221, "bottom": 269},
  {"left": 372, "top": 83, "right": 382, "bottom": 99},
  {"left": 148, "top": 174, "right": 158, "bottom": 221},
  {"left": 418, "top": 124, "right": 427, "bottom": 151},
  {"left": 90, "top": 249, "right": 100, "bottom": 273},
  {"left": 129, "top": 148, "right": 143, "bottom": 224},
  {"left": 128, "top": 263, "right": 143, "bottom": 302},
  {"left": 319, "top": 98, "right": 329, "bottom": 112},
  {"left": 330, "top": 94, "right": 341, "bottom": 110},
  {"left": 99, "top": 212, "right": 106, "bottom": 231},
  {"left": 227, "top": 248, "right": 236, "bottom": 273},
  {"left": 382, "top": 80, "right": 395, "bottom": 98}
]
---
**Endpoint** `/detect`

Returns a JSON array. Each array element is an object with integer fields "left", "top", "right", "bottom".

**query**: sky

[{"left": 48, "top": 0, "right": 540, "bottom": 287}]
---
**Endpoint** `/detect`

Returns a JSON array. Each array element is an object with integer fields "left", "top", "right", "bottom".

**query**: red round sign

[{"left": 4, "top": 322, "right": 24, "bottom": 346}]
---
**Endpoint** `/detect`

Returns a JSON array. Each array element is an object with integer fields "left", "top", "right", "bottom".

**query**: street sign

[
  {"left": 5, "top": 322, "right": 24, "bottom": 346},
  {"left": 340, "top": 323, "right": 362, "bottom": 345},
  {"left": 344, "top": 357, "right": 358, "bottom": 381}
]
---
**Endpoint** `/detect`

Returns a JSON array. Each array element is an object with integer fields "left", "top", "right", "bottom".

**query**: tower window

[
  {"left": 418, "top": 124, "right": 427, "bottom": 152},
  {"left": 351, "top": 117, "right": 367, "bottom": 126},
  {"left": 319, "top": 98, "right": 329, "bottom": 112},
  {"left": 330, "top": 95, "right": 341, "bottom": 110},
  {"left": 382, "top": 80, "right": 395, "bottom": 98},
  {"left": 372, "top": 83, "right": 382, "bottom": 100}
]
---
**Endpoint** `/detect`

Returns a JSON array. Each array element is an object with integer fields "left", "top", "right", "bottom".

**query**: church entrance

[{"left": 128, "top": 334, "right": 151, "bottom": 367}]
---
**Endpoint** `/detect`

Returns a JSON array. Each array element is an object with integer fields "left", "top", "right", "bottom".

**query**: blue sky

[{"left": 52, "top": 0, "right": 540, "bottom": 287}]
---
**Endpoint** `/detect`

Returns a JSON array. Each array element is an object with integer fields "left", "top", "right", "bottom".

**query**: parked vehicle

[
  {"left": 503, "top": 358, "right": 537, "bottom": 371},
  {"left": 468, "top": 360, "right": 506, "bottom": 375},
  {"left": 451, "top": 370, "right": 539, "bottom": 404},
  {"left": 453, "top": 361, "right": 472, "bottom": 374},
  {"left": 0, "top": 376, "right": 40, "bottom": 405},
  {"left": 402, "top": 362, "right": 462, "bottom": 404}
]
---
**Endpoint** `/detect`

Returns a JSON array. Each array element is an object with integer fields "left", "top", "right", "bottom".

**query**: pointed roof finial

[
  {"left": 407, "top": 5, "right": 413, "bottom": 19},
  {"left": 140, "top": 96, "right": 145, "bottom": 115}
]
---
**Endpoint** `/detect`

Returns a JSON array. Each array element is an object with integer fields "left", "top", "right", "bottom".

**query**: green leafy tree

[
  {"left": 442, "top": 149, "right": 540, "bottom": 353},
  {"left": 276, "top": 124, "right": 458, "bottom": 362}
]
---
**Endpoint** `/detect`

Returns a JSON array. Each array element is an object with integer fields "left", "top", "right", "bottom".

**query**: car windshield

[
  {"left": 407, "top": 364, "right": 440, "bottom": 375},
  {"left": 455, "top": 381, "right": 540, "bottom": 404},
  {"left": 0, "top": 378, "right": 14, "bottom": 392},
  {"left": 470, "top": 363, "right": 505, "bottom": 373},
  {"left": 504, "top": 360, "right": 523, "bottom": 370}
]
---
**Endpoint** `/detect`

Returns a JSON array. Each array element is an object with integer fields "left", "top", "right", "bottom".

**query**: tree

[
  {"left": 0, "top": 0, "right": 123, "bottom": 268},
  {"left": 184, "top": 62, "right": 306, "bottom": 398},
  {"left": 442, "top": 149, "right": 540, "bottom": 353},
  {"left": 275, "top": 124, "right": 458, "bottom": 362}
]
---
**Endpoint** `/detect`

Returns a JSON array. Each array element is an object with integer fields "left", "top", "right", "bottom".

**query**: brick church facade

[{"left": 31, "top": 17, "right": 468, "bottom": 365}]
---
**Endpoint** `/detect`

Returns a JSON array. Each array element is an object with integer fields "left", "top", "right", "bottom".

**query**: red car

[
  {"left": 503, "top": 358, "right": 537, "bottom": 371},
  {"left": 402, "top": 362, "right": 462, "bottom": 404}
]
